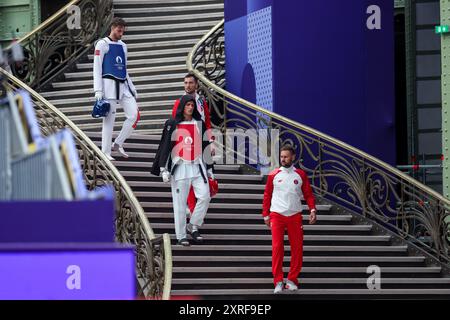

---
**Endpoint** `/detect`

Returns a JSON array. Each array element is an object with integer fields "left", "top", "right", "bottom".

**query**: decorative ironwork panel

[{"left": 9, "top": 0, "right": 113, "bottom": 90}]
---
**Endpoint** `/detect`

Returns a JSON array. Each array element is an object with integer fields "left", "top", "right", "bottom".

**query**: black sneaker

[
  {"left": 177, "top": 238, "right": 190, "bottom": 246},
  {"left": 190, "top": 231, "right": 203, "bottom": 243}
]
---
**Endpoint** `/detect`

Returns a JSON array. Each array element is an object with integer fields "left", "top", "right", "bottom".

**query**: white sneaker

[
  {"left": 274, "top": 281, "right": 284, "bottom": 294},
  {"left": 112, "top": 143, "right": 129, "bottom": 158},
  {"left": 285, "top": 280, "right": 298, "bottom": 291}
]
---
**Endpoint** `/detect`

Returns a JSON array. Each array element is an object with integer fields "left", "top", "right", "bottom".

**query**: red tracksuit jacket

[{"left": 262, "top": 167, "right": 316, "bottom": 217}]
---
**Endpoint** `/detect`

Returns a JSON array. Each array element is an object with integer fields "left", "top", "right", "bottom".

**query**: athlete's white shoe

[
  {"left": 274, "top": 282, "right": 284, "bottom": 294},
  {"left": 285, "top": 280, "right": 298, "bottom": 291},
  {"left": 112, "top": 143, "right": 129, "bottom": 158}
]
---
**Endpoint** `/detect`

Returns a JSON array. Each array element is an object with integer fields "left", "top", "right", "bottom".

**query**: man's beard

[{"left": 281, "top": 162, "right": 292, "bottom": 168}]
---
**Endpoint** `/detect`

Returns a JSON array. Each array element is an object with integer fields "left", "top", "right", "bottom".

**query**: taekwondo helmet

[
  {"left": 91, "top": 99, "right": 111, "bottom": 118},
  {"left": 208, "top": 178, "right": 219, "bottom": 197}
]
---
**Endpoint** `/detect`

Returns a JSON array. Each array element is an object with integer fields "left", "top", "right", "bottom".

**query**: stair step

[
  {"left": 125, "top": 39, "right": 214, "bottom": 50},
  {"left": 214, "top": 165, "right": 240, "bottom": 172},
  {"left": 114, "top": 151, "right": 154, "bottom": 159},
  {"left": 118, "top": 11, "right": 223, "bottom": 24},
  {"left": 124, "top": 20, "right": 218, "bottom": 33},
  {"left": 64, "top": 64, "right": 187, "bottom": 79},
  {"left": 170, "top": 288, "right": 450, "bottom": 296},
  {"left": 84, "top": 161, "right": 241, "bottom": 172},
  {"left": 143, "top": 202, "right": 331, "bottom": 211},
  {"left": 133, "top": 129, "right": 170, "bottom": 135},
  {"left": 123, "top": 171, "right": 263, "bottom": 182},
  {"left": 78, "top": 150, "right": 153, "bottom": 159},
  {"left": 172, "top": 266, "right": 441, "bottom": 274},
  {"left": 119, "top": 129, "right": 158, "bottom": 134},
  {"left": 148, "top": 213, "right": 350, "bottom": 222},
  {"left": 102, "top": 162, "right": 241, "bottom": 171},
  {"left": 76, "top": 119, "right": 164, "bottom": 131},
  {"left": 114, "top": 3, "right": 224, "bottom": 15},
  {"left": 85, "top": 131, "right": 160, "bottom": 141},
  {"left": 93, "top": 143, "right": 157, "bottom": 152},
  {"left": 166, "top": 234, "right": 391, "bottom": 242},
  {"left": 84, "top": 136, "right": 155, "bottom": 144},
  {"left": 53, "top": 72, "right": 187, "bottom": 89},
  {"left": 170, "top": 245, "right": 408, "bottom": 253},
  {"left": 150, "top": 223, "right": 370, "bottom": 232},
  {"left": 115, "top": 0, "right": 221, "bottom": 3},
  {"left": 143, "top": 202, "right": 263, "bottom": 210},
  {"left": 121, "top": 30, "right": 212, "bottom": 42},
  {"left": 43, "top": 81, "right": 184, "bottom": 98},
  {"left": 76, "top": 119, "right": 164, "bottom": 129},
  {"left": 172, "top": 256, "right": 424, "bottom": 263},
  {"left": 47, "top": 90, "right": 183, "bottom": 106},
  {"left": 75, "top": 56, "right": 188, "bottom": 71},
  {"left": 173, "top": 277, "right": 450, "bottom": 285},
  {"left": 114, "top": 0, "right": 222, "bottom": 5},
  {"left": 171, "top": 280, "right": 450, "bottom": 293},
  {"left": 68, "top": 110, "right": 171, "bottom": 122},
  {"left": 135, "top": 192, "right": 264, "bottom": 200},
  {"left": 87, "top": 49, "right": 189, "bottom": 62},
  {"left": 73, "top": 121, "right": 162, "bottom": 131},
  {"left": 58, "top": 100, "right": 174, "bottom": 114}
]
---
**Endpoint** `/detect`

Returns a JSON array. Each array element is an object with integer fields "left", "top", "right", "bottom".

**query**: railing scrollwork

[{"left": 7, "top": 0, "right": 113, "bottom": 90}]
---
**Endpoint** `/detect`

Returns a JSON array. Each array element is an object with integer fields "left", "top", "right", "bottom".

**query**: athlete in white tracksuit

[{"left": 93, "top": 20, "right": 139, "bottom": 160}]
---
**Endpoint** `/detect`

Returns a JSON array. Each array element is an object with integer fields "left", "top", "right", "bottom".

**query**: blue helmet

[{"left": 91, "top": 99, "right": 111, "bottom": 118}]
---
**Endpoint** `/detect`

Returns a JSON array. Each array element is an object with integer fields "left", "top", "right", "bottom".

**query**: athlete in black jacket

[{"left": 151, "top": 94, "right": 213, "bottom": 246}]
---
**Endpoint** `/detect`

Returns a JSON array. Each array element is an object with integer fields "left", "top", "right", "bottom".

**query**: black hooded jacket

[{"left": 150, "top": 94, "right": 212, "bottom": 180}]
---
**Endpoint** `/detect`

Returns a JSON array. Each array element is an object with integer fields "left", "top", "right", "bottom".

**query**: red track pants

[
  {"left": 187, "top": 186, "right": 196, "bottom": 214},
  {"left": 270, "top": 212, "right": 304, "bottom": 286}
]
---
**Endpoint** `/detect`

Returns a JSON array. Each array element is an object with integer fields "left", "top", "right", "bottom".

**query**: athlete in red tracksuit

[
  {"left": 172, "top": 73, "right": 214, "bottom": 214},
  {"left": 262, "top": 145, "right": 317, "bottom": 293}
]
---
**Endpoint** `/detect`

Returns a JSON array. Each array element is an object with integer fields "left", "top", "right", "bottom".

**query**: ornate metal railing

[
  {"left": 7, "top": 0, "right": 113, "bottom": 90},
  {"left": 188, "top": 20, "right": 450, "bottom": 268},
  {"left": 0, "top": 68, "right": 172, "bottom": 299}
]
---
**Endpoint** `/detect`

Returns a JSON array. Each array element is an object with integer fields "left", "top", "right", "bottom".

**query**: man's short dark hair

[
  {"left": 111, "top": 17, "right": 126, "bottom": 28},
  {"left": 184, "top": 72, "right": 198, "bottom": 83},
  {"left": 280, "top": 145, "right": 295, "bottom": 155}
]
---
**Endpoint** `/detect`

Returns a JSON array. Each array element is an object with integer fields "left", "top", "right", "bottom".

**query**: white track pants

[
  {"left": 171, "top": 175, "right": 210, "bottom": 240},
  {"left": 101, "top": 94, "right": 139, "bottom": 155}
]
